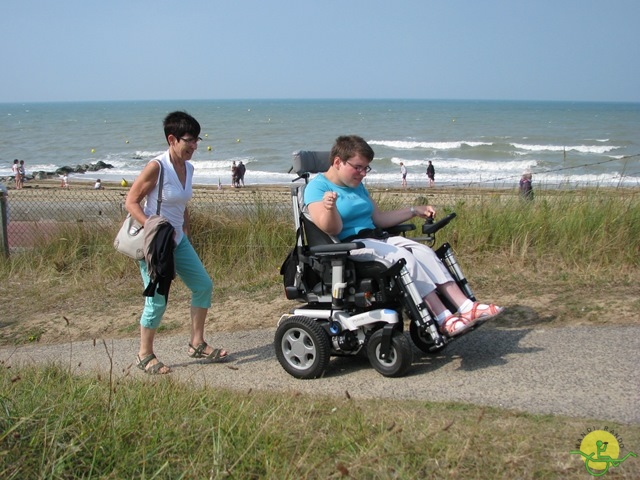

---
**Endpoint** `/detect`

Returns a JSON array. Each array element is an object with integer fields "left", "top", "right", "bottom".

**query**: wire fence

[
  {"left": 0, "top": 185, "right": 296, "bottom": 255},
  {"left": 2, "top": 179, "right": 638, "bottom": 257}
]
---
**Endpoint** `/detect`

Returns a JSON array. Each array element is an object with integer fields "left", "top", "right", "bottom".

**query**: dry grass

[
  {"left": 2, "top": 185, "right": 639, "bottom": 345},
  {"left": 2, "top": 184, "right": 640, "bottom": 478},
  {"left": 2, "top": 365, "right": 639, "bottom": 479}
]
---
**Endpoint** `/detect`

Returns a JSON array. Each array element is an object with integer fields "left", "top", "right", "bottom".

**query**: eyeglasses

[
  {"left": 345, "top": 160, "right": 372, "bottom": 174},
  {"left": 179, "top": 136, "right": 202, "bottom": 144}
]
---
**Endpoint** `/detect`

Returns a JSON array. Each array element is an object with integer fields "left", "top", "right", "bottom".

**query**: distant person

[
  {"left": 400, "top": 162, "right": 407, "bottom": 187},
  {"left": 426, "top": 161, "right": 435, "bottom": 187},
  {"left": 237, "top": 161, "right": 246, "bottom": 187},
  {"left": 94, "top": 179, "right": 104, "bottom": 190},
  {"left": 19, "top": 160, "right": 26, "bottom": 187},
  {"left": 61, "top": 173, "right": 70, "bottom": 189},
  {"left": 231, "top": 161, "right": 239, "bottom": 188},
  {"left": 519, "top": 171, "right": 533, "bottom": 200},
  {"left": 12, "top": 159, "right": 22, "bottom": 189}
]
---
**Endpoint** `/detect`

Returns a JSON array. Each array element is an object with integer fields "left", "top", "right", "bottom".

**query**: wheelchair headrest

[{"left": 292, "top": 151, "right": 331, "bottom": 175}]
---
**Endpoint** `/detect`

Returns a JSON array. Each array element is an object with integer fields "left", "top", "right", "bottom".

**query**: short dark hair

[
  {"left": 330, "top": 135, "right": 375, "bottom": 163},
  {"left": 163, "top": 111, "right": 201, "bottom": 144}
]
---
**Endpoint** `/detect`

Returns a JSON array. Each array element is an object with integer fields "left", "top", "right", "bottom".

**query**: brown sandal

[
  {"left": 188, "top": 342, "right": 229, "bottom": 362},
  {"left": 136, "top": 353, "right": 171, "bottom": 374}
]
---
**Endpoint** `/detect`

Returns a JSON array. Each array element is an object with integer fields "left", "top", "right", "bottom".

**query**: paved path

[{"left": 2, "top": 324, "right": 638, "bottom": 425}]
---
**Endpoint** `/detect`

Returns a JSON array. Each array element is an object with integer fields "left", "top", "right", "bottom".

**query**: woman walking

[{"left": 125, "top": 111, "right": 228, "bottom": 374}]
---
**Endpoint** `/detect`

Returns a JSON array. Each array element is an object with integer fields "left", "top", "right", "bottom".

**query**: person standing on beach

[
  {"left": 426, "top": 161, "right": 435, "bottom": 187},
  {"left": 12, "top": 159, "right": 22, "bottom": 189},
  {"left": 125, "top": 111, "right": 228, "bottom": 375},
  {"left": 231, "top": 161, "right": 239, "bottom": 188},
  {"left": 519, "top": 171, "right": 533, "bottom": 200},
  {"left": 237, "top": 161, "right": 246, "bottom": 187},
  {"left": 400, "top": 162, "right": 407, "bottom": 187},
  {"left": 18, "top": 160, "right": 26, "bottom": 188}
]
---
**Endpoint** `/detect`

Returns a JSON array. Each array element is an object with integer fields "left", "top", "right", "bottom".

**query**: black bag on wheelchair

[
  {"left": 280, "top": 243, "right": 323, "bottom": 300},
  {"left": 280, "top": 247, "right": 298, "bottom": 291}
]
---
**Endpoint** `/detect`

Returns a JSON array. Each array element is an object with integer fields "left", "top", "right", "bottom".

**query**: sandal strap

[
  {"left": 189, "top": 342, "right": 209, "bottom": 358},
  {"left": 207, "top": 348, "right": 224, "bottom": 360},
  {"left": 136, "top": 353, "right": 169, "bottom": 374},
  {"left": 146, "top": 360, "right": 168, "bottom": 374},
  {"left": 188, "top": 342, "right": 228, "bottom": 361},
  {"left": 470, "top": 302, "right": 502, "bottom": 319},
  {"left": 136, "top": 353, "right": 157, "bottom": 370},
  {"left": 442, "top": 314, "right": 474, "bottom": 336}
]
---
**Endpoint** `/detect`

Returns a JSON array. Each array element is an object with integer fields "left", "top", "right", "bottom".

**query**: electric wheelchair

[{"left": 275, "top": 151, "right": 478, "bottom": 379}]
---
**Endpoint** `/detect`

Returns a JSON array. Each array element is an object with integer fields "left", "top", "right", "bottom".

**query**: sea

[{"left": 1, "top": 99, "right": 639, "bottom": 188}]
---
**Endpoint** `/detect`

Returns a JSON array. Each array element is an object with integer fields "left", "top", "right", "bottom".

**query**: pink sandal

[
  {"left": 460, "top": 302, "right": 503, "bottom": 323},
  {"left": 440, "top": 314, "right": 476, "bottom": 337}
]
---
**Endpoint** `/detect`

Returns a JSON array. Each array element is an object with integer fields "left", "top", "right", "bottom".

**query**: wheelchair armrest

[
  {"left": 422, "top": 213, "right": 457, "bottom": 235},
  {"left": 309, "top": 241, "right": 365, "bottom": 255},
  {"left": 386, "top": 223, "right": 416, "bottom": 235}
]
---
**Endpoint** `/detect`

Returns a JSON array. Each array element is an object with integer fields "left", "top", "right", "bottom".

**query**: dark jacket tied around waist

[{"left": 142, "top": 215, "right": 176, "bottom": 301}]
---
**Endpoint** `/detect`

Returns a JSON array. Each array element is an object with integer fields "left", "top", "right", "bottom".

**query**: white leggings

[{"left": 351, "top": 236, "right": 453, "bottom": 298}]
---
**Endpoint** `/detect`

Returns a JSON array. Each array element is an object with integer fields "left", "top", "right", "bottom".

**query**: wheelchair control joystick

[
  {"left": 422, "top": 213, "right": 456, "bottom": 235},
  {"left": 422, "top": 215, "right": 435, "bottom": 244}
]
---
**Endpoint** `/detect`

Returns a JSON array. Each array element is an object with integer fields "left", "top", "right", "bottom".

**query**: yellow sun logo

[{"left": 571, "top": 429, "right": 637, "bottom": 476}]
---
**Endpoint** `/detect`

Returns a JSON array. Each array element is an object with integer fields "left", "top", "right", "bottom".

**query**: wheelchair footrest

[{"left": 284, "top": 287, "right": 300, "bottom": 300}]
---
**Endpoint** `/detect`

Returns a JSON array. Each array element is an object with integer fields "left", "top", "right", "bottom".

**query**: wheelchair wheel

[
  {"left": 366, "top": 329, "right": 413, "bottom": 377},
  {"left": 275, "top": 316, "right": 331, "bottom": 379},
  {"left": 409, "top": 321, "right": 447, "bottom": 354}
]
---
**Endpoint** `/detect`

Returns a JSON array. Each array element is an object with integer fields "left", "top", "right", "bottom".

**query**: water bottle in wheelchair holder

[{"left": 435, "top": 243, "right": 476, "bottom": 302}]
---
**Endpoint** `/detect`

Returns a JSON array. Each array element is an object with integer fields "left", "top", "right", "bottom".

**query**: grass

[
  {"left": 2, "top": 365, "right": 638, "bottom": 479},
  {"left": 1, "top": 186, "right": 640, "bottom": 478},
  {"left": 3, "top": 187, "right": 638, "bottom": 310}
]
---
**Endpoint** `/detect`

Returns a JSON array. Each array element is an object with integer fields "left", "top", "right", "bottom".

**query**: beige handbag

[{"left": 114, "top": 162, "right": 164, "bottom": 259}]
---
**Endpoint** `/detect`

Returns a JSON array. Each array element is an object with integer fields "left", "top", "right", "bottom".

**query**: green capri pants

[{"left": 138, "top": 235, "right": 213, "bottom": 329}]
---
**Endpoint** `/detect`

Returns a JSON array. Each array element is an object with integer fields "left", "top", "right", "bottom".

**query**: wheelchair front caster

[
  {"left": 409, "top": 321, "right": 448, "bottom": 355},
  {"left": 366, "top": 329, "right": 413, "bottom": 377},
  {"left": 275, "top": 316, "right": 331, "bottom": 379}
]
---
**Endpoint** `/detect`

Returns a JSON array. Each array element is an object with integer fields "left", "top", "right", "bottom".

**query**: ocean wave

[
  {"left": 511, "top": 143, "right": 619, "bottom": 154},
  {"left": 361, "top": 171, "right": 640, "bottom": 188},
  {"left": 388, "top": 157, "right": 537, "bottom": 173},
  {"left": 8, "top": 165, "right": 638, "bottom": 189},
  {"left": 133, "top": 150, "right": 165, "bottom": 158},
  {"left": 369, "top": 140, "right": 493, "bottom": 150}
]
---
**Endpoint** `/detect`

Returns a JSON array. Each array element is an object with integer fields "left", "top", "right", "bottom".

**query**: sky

[{"left": 2, "top": 0, "right": 639, "bottom": 103}]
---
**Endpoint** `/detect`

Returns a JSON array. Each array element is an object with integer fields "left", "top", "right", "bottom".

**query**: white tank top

[{"left": 143, "top": 150, "right": 193, "bottom": 245}]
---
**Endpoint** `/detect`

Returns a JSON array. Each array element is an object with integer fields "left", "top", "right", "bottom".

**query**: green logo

[{"left": 570, "top": 428, "right": 637, "bottom": 476}]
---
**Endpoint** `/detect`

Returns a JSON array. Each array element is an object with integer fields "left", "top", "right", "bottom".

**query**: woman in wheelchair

[{"left": 304, "top": 135, "right": 502, "bottom": 337}]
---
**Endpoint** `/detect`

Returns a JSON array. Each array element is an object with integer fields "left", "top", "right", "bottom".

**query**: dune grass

[
  {"left": 1, "top": 186, "right": 638, "bottom": 338},
  {"left": 1, "top": 187, "right": 639, "bottom": 478},
  {"left": 2, "top": 187, "right": 638, "bottom": 304},
  {"left": 2, "top": 364, "right": 639, "bottom": 479}
]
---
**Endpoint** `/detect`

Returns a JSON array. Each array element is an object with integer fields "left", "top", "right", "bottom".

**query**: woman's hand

[
  {"left": 323, "top": 191, "right": 338, "bottom": 211},
  {"left": 412, "top": 205, "right": 436, "bottom": 219},
  {"left": 307, "top": 191, "right": 343, "bottom": 236}
]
